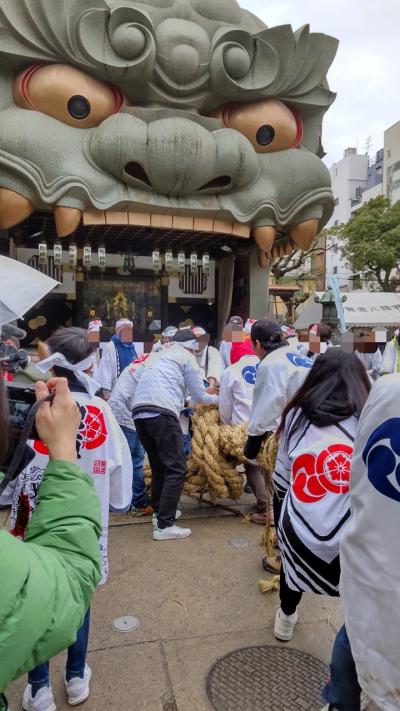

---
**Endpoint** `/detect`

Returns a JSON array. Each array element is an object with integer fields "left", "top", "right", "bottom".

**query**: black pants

[
  {"left": 135, "top": 415, "right": 187, "bottom": 530},
  {"left": 280, "top": 567, "right": 303, "bottom": 616}
]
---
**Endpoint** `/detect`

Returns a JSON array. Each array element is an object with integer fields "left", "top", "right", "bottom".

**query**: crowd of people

[{"left": 1, "top": 313, "right": 399, "bottom": 711}]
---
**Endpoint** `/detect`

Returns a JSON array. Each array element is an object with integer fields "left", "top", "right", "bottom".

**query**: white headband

[
  {"left": 36, "top": 352, "right": 99, "bottom": 397},
  {"left": 175, "top": 339, "right": 199, "bottom": 352}
]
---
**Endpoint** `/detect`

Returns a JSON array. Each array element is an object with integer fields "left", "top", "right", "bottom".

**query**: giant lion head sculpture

[{"left": 0, "top": 0, "right": 338, "bottom": 262}]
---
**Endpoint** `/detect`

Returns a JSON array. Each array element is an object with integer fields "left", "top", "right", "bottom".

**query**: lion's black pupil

[
  {"left": 67, "top": 95, "right": 91, "bottom": 119},
  {"left": 256, "top": 124, "right": 275, "bottom": 146}
]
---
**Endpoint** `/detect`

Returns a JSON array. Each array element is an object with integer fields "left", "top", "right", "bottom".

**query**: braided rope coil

[{"left": 144, "top": 406, "right": 278, "bottom": 502}]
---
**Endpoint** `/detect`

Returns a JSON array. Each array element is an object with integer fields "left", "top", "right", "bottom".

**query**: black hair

[
  {"left": 250, "top": 319, "right": 285, "bottom": 353},
  {"left": 278, "top": 348, "right": 371, "bottom": 442},
  {"left": 309, "top": 323, "right": 332, "bottom": 342},
  {"left": 0, "top": 378, "right": 9, "bottom": 464},
  {"left": 172, "top": 329, "right": 197, "bottom": 343},
  {"left": 46, "top": 327, "right": 94, "bottom": 365}
]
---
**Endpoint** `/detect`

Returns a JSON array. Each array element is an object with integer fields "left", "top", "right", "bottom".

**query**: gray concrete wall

[{"left": 248, "top": 248, "right": 269, "bottom": 319}]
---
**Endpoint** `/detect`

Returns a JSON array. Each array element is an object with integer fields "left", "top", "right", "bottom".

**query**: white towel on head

[{"left": 36, "top": 352, "right": 99, "bottom": 396}]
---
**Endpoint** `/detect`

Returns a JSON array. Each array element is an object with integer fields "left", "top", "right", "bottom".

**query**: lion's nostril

[
  {"left": 198, "top": 176, "right": 231, "bottom": 191},
  {"left": 124, "top": 162, "right": 151, "bottom": 186}
]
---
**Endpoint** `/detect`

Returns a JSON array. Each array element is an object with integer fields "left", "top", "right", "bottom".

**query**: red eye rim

[
  {"left": 219, "top": 101, "right": 304, "bottom": 150},
  {"left": 291, "top": 107, "right": 304, "bottom": 148},
  {"left": 15, "top": 63, "right": 124, "bottom": 115},
  {"left": 18, "top": 63, "right": 46, "bottom": 110}
]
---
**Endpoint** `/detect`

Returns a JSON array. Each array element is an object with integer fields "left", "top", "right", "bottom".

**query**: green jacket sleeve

[{"left": 0, "top": 461, "right": 101, "bottom": 693}]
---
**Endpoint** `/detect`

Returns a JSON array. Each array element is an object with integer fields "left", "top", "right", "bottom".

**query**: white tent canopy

[
  {"left": 0, "top": 255, "right": 59, "bottom": 326},
  {"left": 294, "top": 290, "right": 400, "bottom": 329}
]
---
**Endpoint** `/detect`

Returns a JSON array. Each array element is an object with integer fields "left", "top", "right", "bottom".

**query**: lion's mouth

[{"left": 0, "top": 186, "right": 319, "bottom": 262}]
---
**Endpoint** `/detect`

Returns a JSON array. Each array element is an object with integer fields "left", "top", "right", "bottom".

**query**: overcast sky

[{"left": 240, "top": 0, "right": 400, "bottom": 168}]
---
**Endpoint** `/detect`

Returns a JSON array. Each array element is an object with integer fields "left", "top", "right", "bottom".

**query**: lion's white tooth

[
  {"left": 54, "top": 206, "right": 82, "bottom": 236},
  {"left": 289, "top": 219, "right": 319, "bottom": 250},
  {"left": 0, "top": 188, "right": 33, "bottom": 229},
  {"left": 253, "top": 226, "right": 276, "bottom": 253}
]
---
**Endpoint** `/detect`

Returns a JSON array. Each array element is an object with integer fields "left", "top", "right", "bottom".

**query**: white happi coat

[
  {"left": 275, "top": 414, "right": 357, "bottom": 594},
  {"left": 340, "top": 375, "right": 400, "bottom": 710},
  {"left": 11, "top": 391, "right": 132, "bottom": 584},
  {"left": 194, "top": 345, "right": 223, "bottom": 384},
  {"left": 248, "top": 346, "right": 314, "bottom": 435},
  {"left": 355, "top": 348, "right": 383, "bottom": 378},
  {"left": 219, "top": 355, "right": 260, "bottom": 426},
  {"left": 381, "top": 337, "right": 400, "bottom": 374},
  {"left": 219, "top": 340, "right": 232, "bottom": 369}
]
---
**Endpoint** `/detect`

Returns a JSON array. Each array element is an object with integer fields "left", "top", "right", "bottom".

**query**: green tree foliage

[{"left": 338, "top": 197, "right": 400, "bottom": 291}]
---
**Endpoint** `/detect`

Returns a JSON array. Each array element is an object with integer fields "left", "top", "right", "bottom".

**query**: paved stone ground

[{"left": 3, "top": 496, "right": 379, "bottom": 710}]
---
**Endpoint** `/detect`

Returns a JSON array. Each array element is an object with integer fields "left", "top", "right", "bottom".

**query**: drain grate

[{"left": 206, "top": 645, "right": 328, "bottom": 711}]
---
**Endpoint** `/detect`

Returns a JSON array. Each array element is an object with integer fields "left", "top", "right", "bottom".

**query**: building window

[
  {"left": 334, "top": 197, "right": 339, "bottom": 206},
  {"left": 387, "top": 149, "right": 392, "bottom": 159},
  {"left": 376, "top": 166, "right": 382, "bottom": 176},
  {"left": 333, "top": 266, "right": 338, "bottom": 275}
]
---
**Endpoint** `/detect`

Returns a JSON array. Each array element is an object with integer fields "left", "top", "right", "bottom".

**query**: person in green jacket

[{"left": 0, "top": 377, "right": 101, "bottom": 711}]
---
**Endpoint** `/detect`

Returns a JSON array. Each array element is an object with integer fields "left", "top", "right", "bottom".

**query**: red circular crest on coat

[
  {"left": 33, "top": 405, "right": 108, "bottom": 455},
  {"left": 316, "top": 444, "right": 352, "bottom": 495},
  {"left": 292, "top": 444, "right": 353, "bottom": 503},
  {"left": 79, "top": 405, "right": 108, "bottom": 450}
]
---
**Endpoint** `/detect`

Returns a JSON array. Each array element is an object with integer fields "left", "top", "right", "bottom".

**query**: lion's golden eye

[
  {"left": 214, "top": 99, "right": 303, "bottom": 153},
  {"left": 13, "top": 64, "right": 125, "bottom": 128}
]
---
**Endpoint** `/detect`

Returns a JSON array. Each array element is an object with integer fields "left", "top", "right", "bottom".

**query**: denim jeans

[
  {"left": 322, "top": 625, "right": 362, "bottom": 711},
  {"left": 182, "top": 433, "right": 192, "bottom": 458},
  {"left": 28, "top": 609, "right": 90, "bottom": 694},
  {"left": 120, "top": 425, "right": 148, "bottom": 509}
]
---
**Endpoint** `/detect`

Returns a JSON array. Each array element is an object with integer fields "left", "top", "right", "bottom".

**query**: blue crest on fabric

[
  {"left": 363, "top": 418, "right": 400, "bottom": 502},
  {"left": 241, "top": 364, "right": 258, "bottom": 385},
  {"left": 286, "top": 352, "right": 313, "bottom": 369}
]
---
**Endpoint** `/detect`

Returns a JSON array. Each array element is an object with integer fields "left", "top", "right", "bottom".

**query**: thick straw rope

[{"left": 144, "top": 406, "right": 279, "bottom": 502}]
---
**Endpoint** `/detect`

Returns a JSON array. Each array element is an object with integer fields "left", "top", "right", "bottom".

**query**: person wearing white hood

[
  {"left": 321, "top": 374, "right": 400, "bottom": 711},
  {"left": 131, "top": 329, "right": 219, "bottom": 540}
]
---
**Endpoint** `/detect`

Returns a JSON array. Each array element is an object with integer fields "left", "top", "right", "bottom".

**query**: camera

[{"left": 7, "top": 384, "right": 40, "bottom": 442}]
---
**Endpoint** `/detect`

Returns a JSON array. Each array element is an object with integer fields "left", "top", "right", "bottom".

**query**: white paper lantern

[
  {"left": 68, "top": 244, "right": 77, "bottom": 268},
  {"left": 202, "top": 252, "right": 210, "bottom": 276},
  {"left": 190, "top": 251, "right": 198, "bottom": 274},
  {"left": 152, "top": 249, "right": 161, "bottom": 272},
  {"left": 53, "top": 242, "right": 62, "bottom": 267},
  {"left": 98, "top": 246, "right": 106, "bottom": 269},
  {"left": 177, "top": 251, "right": 186, "bottom": 274},
  {"left": 38, "top": 242, "right": 47, "bottom": 265},
  {"left": 165, "top": 250, "right": 173, "bottom": 272},
  {"left": 83, "top": 245, "right": 92, "bottom": 268}
]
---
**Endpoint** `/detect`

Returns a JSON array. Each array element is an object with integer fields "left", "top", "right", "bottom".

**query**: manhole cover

[
  {"left": 112, "top": 615, "right": 141, "bottom": 632},
  {"left": 206, "top": 646, "right": 328, "bottom": 711}
]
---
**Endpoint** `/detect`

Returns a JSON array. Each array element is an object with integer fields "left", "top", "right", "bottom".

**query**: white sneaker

[
  {"left": 274, "top": 607, "right": 298, "bottom": 641},
  {"left": 153, "top": 524, "right": 192, "bottom": 540},
  {"left": 22, "top": 685, "right": 56, "bottom": 711},
  {"left": 152, "top": 510, "right": 182, "bottom": 529},
  {"left": 64, "top": 664, "right": 91, "bottom": 706}
]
